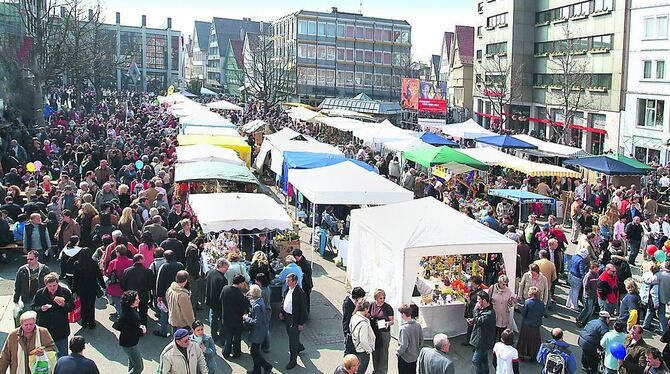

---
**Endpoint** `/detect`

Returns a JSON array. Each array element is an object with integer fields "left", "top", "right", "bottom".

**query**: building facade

[
  {"left": 105, "top": 13, "right": 183, "bottom": 91},
  {"left": 448, "top": 26, "right": 475, "bottom": 121},
  {"left": 185, "top": 21, "right": 210, "bottom": 82},
  {"left": 273, "top": 7, "right": 411, "bottom": 105},
  {"left": 473, "top": 0, "right": 622, "bottom": 154},
  {"left": 621, "top": 0, "right": 670, "bottom": 165}
]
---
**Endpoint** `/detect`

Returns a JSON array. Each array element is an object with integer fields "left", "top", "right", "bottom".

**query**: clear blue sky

[{"left": 104, "top": 0, "right": 477, "bottom": 62}]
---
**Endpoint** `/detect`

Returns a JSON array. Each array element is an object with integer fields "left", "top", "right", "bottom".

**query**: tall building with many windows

[
  {"left": 473, "top": 0, "right": 623, "bottom": 154},
  {"left": 273, "top": 7, "right": 411, "bottom": 104},
  {"left": 621, "top": 0, "right": 670, "bottom": 165}
]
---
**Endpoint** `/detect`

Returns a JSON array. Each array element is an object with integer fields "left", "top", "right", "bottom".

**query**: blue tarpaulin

[
  {"left": 475, "top": 135, "right": 538, "bottom": 149},
  {"left": 489, "top": 189, "right": 555, "bottom": 204},
  {"left": 280, "top": 151, "right": 376, "bottom": 192},
  {"left": 563, "top": 156, "right": 647, "bottom": 175},
  {"left": 419, "top": 132, "right": 458, "bottom": 147}
]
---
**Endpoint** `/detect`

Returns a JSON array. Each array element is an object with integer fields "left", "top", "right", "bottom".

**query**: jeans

[
  {"left": 472, "top": 349, "right": 489, "bottom": 374},
  {"left": 209, "top": 308, "right": 223, "bottom": 340},
  {"left": 372, "top": 330, "right": 391, "bottom": 374},
  {"left": 599, "top": 299, "right": 616, "bottom": 315},
  {"left": 112, "top": 296, "right": 121, "bottom": 315},
  {"left": 582, "top": 347, "right": 598, "bottom": 373},
  {"left": 628, "top": 239, "right": 641, "bottom": 265},
  {"left": 222, "top": 327, "right": 241, "bottom": 357},
  {"left": 250, "top": 342, "right": 273, "bottom": 373},
  {"left": 644, "top": 302, "right": 668, "bottom": 332},
  {"left": 54, "top": 338, "right": 68, "bottom": 358},
  {"left": 397, "top": 356, "right": 416, "bottom": 373},
  {"left": 577, "top": 298, "right": 596, "bottom": 324},
  {"left": 566, "top": 274, "right": 582, "bottom": 310},
  {"left": 159, "top": 308, "right": 169, "bottom": 335},
  {"left": 122, "top": 345, "right": 144, "bottom": 374}
]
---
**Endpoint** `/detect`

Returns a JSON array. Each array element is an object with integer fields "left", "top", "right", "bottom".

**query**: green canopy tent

[
  {"left": 174, "top": 161, "right": 259, "bottom": 184},
  {"left": 403, "top": 146, "right": 489, "bottom": 171},
  {"left": 605, "top": 154, "right": 655, "bottom": 171}
]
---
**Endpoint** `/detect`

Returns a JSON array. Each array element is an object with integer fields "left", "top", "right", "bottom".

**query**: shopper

[
  {"left": 396, "top": 303, "right": 422, "bottom": 374},
  {"left": 368, "top": 288, "right": 394, "bottom": 374},
  {"left": 220, "top": 274, "right": 251, "bottom": 359},
  {"left": 191, "top": 320, "right": 217, "bottom": 374},
  {"left": 244, "top": 284, "right": 273, "bottom": 373},
  {"left": 469, "top": 291, "right": 497, "bottom": 374},
  {"left": 71, "top": 247, "right": 105, "bottom": 329},
  {"left": 0, "top": 310, "right": 57, "bottom": 374},
  {"left": 492, "top": 329, "right": 520, "bottom": 374},
  {"left": 113, "top": 290, "right": 145, "bottom": 374},
  {"left": 165, "top": 270, "right": 195, "bottom": 332},
  {"left": 279, "top": 273, "right": 308, "bottom": 370},
  {"left": 53, "top": 336, "right": 99, "bottom": 374},
  {"left": 417, "top": 333, "right": 454, "bottom": 374},
  {"left": 13, "top": 250, "right": 50, "bottom": 312},
  {"left": 32, "top": 272, "right": 74, "bottom": 358},
  {"left": 158, "top": 328, "right": 208, "bottom": 374}
]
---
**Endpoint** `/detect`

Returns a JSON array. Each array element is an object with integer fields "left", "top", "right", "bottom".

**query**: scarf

[{"left": 17, "top": 327, "right": 41, "bottom": 374}]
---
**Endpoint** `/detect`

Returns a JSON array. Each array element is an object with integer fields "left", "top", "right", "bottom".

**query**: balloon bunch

[
  {"left": 609, "top": 342, "right": 626, "bottom": 360},
  {"left": 25, "top": 161, "right": 43, "bottom": 173},
  {"left": 646, "top": 244, "right": 668, "bottom": 262}
]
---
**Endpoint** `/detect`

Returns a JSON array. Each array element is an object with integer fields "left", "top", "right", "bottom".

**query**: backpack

[{"left": 543, "top": 343, "right": 569, "bottom": 374}]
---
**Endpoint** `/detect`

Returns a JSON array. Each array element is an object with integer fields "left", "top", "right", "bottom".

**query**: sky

[{"left": 104, "top": 0, "right": 477, "bottom": 62}]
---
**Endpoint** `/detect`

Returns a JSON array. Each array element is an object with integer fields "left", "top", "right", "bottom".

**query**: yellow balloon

[{"left": 26, "top": 162, "right": 35, "bottom": 172}]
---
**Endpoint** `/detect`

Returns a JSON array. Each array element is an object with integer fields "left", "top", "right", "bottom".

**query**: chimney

[
  {"left": 167, "top": 17, "right": 172, "bottom": 29},
  {"left": 141, "top": 15, "right": 146, "bottom": 27},
  {"left": 243, "top": 17, "right": 251, "bottom": 22},
  {"left": 88, "top": 9, "right": 93, "bottom": 21},
  {"left": 115, "top": 12, "right": 120, "bottom": 24},
  {"left": 332, "top": 7, "right": 338, "bottom": 13},
  {"left": 259, "top": 21, "right": 264, "bottom": 34},
  {"left": 60, "top": 6, "right": 65, "bottom": 17}
]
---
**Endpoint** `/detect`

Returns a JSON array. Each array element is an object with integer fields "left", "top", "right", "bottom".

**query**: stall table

[{"left": 411, "top": 296, "right": 468, "bottom": 340}]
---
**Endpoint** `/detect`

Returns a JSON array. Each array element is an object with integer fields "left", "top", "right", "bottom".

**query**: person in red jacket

[{"left": 597, "top": 263, "right": 619, "bottom": 315}]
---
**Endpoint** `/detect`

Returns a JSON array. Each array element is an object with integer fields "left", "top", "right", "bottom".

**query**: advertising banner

[
  {"left": 401, "top": 78, "right": 447, "bottom": 113},
  {"left": 401, "top": 78, "right": 419, "bottom": 110}
]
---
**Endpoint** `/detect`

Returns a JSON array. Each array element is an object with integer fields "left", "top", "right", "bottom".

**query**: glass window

[
  {"left": 365, "top": 27, "right": 374, "bottom": 40},
  {"left": 658, "top": 16, "right": 668, "bottom": 38},
  {"left": 337, "top": 48, "right": 345, "bottom": 61},
  {"left": 308, "top": 21, "right": 316, "bottom": 35},
  {"left": 365, "top": 73, "right": 373, "bottom": 86},
  {"left": 298, "top": 44, "right": 308, "bottom": 58},
  {"left": 337, "top": 24, "right": 345, "bottom": 37},
  {"left": 594, "top": 0, "right": 612, "bottom": 11},
  {"left": 374, "top": 28, "right": 382, "bottom": 41},
  {"left": 644, "top": 17, "right": 655, "bottom": 39},
  {"left": 307, "top": 45, "right": 316, "bottom": 59},
  {"left": 383, "top": 52, "right": 391, "bottom": 65},
  {"left": 346, "top": 49, "right": 354, "bottom": 61},
  {"left": 658, "top": 60, "right": 666, "bottom": 79},
  {"left": 364, "top": 50, "right": 373, "bottom": 63},
  {"left": 327, "top": 46, "right": 336, "bottom": 60},
  {"left": 355, "top": 50, "right": 364, "bottom": 62},
  {"left": 317, "top": 45, "right": 327, "bottom": 60},
  {"left": 298, "top": 20, "right": 308, "bottom": 35},
  {"left": 383, "top": 29, "right": 392, "bottom": 41},
  {"left": 476, "top": 50, "right": 482, "bottom": 60},
  {"left": 374, "top": 51, "right": 382, "bottom": 64},
  {"left": 327, "top": 23, "right": 336, "bottom": 37},
  {"left": 354, "top": 72, "right": 363, "bottom": 85},
  {"left": 318, "top": 22, "right": 326, "bottom": 36},
  {"left": 637, "top": 99, "right": 665, "bottom": 128},
  {"left": 644, "top": 60, "right": 652, "bottom": 79},
  {"left": 356, "top": 26, "right": 365, "bottom": 39},
  {"left": 346, "top": 26, "right": 355, "bottom": 38}
]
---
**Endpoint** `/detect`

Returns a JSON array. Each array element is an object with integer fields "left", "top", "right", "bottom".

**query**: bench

[{"left": 0, "top": 243, "right": 21, "bottom": 251}]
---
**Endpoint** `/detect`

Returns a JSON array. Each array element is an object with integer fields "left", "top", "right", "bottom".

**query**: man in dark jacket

[
  {"left": 0, "top": 195, "right": 21, "bottom": 221},
  {"left": 625, "top": 216, "right": 644, "bottom": 265},
  {"left": 463, "top": 275, "right": 483, "bottom": 346},
  {"left": 468, "top": 291, "right": 496, "bottom": 374},
  {"left": 32, "top": 272, "right": 75, "bottom": 358},
  {"left": 13, "top": 250, "right": 50, "bottom": 311},
  {"left": 279, "top": 273, "right": 308, "bottom": 370},
  {"left": 23, "top": 213, "right": 51, "bottom": 260},
  {"left": 153, "top": 250, "right": 183, "bottom": 337},
  {"left": 53, "top": 336, "right": 99, "bottom": 374},
  {"left": 204, "top": 258, "right": 229, "bottom": 341},
  {"left": 578, "top": 311, "right": 610, "bottom": 372},
  {"left": 221, "top": 274, "right": 251, "bottom": 359},
  {"left": 292, "top": 249, "right": 313, "bottom": 316},
  {"left": 184, "top": 242, "right": 202, "bottom": 312},
  {"left": 160, "top": 230, "right": 185, "bottom": 264},
  {"left": 122, "top": 254, "right": 154, "bottom": 325},
  {"left": 343, "top": 287, "right": 366, "bottom": 355}
]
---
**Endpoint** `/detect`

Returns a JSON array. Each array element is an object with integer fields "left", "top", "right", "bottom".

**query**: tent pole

[
  {"left": 519, "top": 202, "right": 523, "bottom": 224},
  {"left": 311, "top": 203, "right": 317, "bottom": 265}
]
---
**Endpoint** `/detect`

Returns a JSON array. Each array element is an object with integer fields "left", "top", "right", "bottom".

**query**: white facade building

[{"left": 621, "top": 0, "right": 670, "bottom": 164}]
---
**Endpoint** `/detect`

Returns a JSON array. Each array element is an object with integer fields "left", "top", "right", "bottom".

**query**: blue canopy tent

[
  {"left": 280, "top": 151, "right": 375, "bottom": 193},
  {"left": 419, "top": 132, "right": 458, "bottom": 147},
  {"left": 562, "top": 156, "right": 647, "bottom": 175},
  {"left": 474, "top": 135, "right": 538, "bottom": 149},
  {"left": 489, "top": 189, "right": 556, "bottom": 222}
]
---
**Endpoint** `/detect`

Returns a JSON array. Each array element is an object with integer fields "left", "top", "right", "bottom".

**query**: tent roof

[
  {"left": 606, "top": 154, "right": 655, "bottom": 171},
  {"left": 350, "top": 198, "right": 516, "bottom": 250},
  {"left": 313, "top": 116, "right": 368, "bottom": 132},
  {"left": 489, "top": 189, "right": 555, "bottom": 204},
  {"left": 181, "top": 125, "right": 240, "bottom": 137},
  {"left": 282, "top": 152, "right": 375, "bottom": 172},
  {"left": 353, "top": 120, "right": 415, "bottom": 145},
  {"left": 382, "top": 138, "right": 434, "bottom": 153},
  {"left": 174, "top": 161, "right": 258, "bottom": 184},
  {"left": 287, "top": 162, "right": 413, "bottom": 205},
  {"left": 241, "top": 119, "right": 267, "bottom": 133},
  {"left": 181, "top": 110, "right": 236, "bottom": 127},
  {"left": 441, "top": 119, "right": 496, "bottom": 139},
  {"left": 180, "top": 90, "right": 197, "bottom": 98},
  {"left": 206, "top": 99, "right": 244, "bottom": 111},
  {"left": 200, "top": 87, "right": 217, "bottom": 96},
  {"left": 419, "top": 132, "right": 457, "bottom": 146},
  {"left": 514, "top": 134, "right": 588, "bottom": 158},
  {"left": 319, "top": 108, "right": 374, "bottom": 121},
  {"left": 158, "top": 92, "right": 191, "bottom": 104},
  {"left": 287, "top": 106, "right": 321, "bottom": 122},
  {"left": 460, "top": 147, "right": 580, "bottom": 177},
  {"left": 563, "top": 156, "right": 647, "bottom": 175},
  {"left": 404, "top": 146, "right": 489, "bottom": 170},
  {"left": 176, "top": 134, "right": 249, "bottom": 148},
  {"left": 189, "top": 193, "right": 292, "bottom": 232},
  {"left": 475, "top": 135, "right": 538, "bottom": 149},
  {"left": 175, "top": 145, "right": 244, "bottom": 165}
]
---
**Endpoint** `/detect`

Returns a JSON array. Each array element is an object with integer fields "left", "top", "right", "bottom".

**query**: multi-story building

[
  {"left": 621, "top": 0, "right": 670, "bottom": 164},
  {"left": 185, "top": 21, "right": 210, "bottom": 82},
  {"left": 447, "top": 26, "right": 475, "bottom": 121},
  {"left": 473, "top": 0, "right": 622, "bottom": 154},
  {"left": 106, "top": 12, "right": 183, "bottom": 91},
  {"left": 273, "top": 7, "right": 411, "bottom": 105}
]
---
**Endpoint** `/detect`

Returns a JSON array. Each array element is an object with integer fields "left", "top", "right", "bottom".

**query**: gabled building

[
  {"left": 223, "top": 39, "right": 244, "bottom": 96},
  {"left": 429, "top": 55, "right": 441, "bottom": 81},
  {"left": 438, "top": 32, "right": 454, "bottom": 82},
  {"left": 448, "top": 25, "right": 475, "bottom": 120},
  {"left": 187, "top": 20, "right": 210, "bottom": 82}
]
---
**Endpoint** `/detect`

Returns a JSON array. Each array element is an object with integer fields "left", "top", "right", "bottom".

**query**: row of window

[
  {"left": 297, "top": 44, "right": 336, "bottom": 60},
  {"left": 535, "top": 0, "right": 613, "bottom": 24},
  {"left": 534, "top": 34, "right": 613, "bottom": 55},
  {"left": 643, "top": 60, "right": 666, "bottom": 80},
  {"left": 644, "top": 15, "right": 668, "bottom": 39},
  {"left": 486, "top": 13, "right": 507, "bottom": 28},
  {"left": 532, "top": 73, "right": 612, "bottom": 89},
  {"left": 297, "top": 67, "right": 401, "bottom": 88},
  {"left": 297, "top": 19, "right": 410, "bottom": 44},
  {"left": 485, "top": 42, "right": 507, "bottom": 56}
]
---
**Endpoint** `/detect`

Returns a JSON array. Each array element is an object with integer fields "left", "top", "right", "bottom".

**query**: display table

[
  {"left": 411, "top": 296, "right": 468, "bottom": 340},
  {"left": 332, "top": 236, "right": 348, "bottom": 265}
]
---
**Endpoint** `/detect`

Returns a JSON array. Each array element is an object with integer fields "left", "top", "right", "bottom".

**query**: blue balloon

[
  {"left": 609, "top": 342, "right": 626, "bottom": 360},
  {"left": 135, "top": 160, "right": 144, "bottom": 169}
]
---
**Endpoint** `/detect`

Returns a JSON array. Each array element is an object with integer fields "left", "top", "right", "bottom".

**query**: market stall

[
  {"left": 459, "top": 147, "right": 581, "bottom": 178},
  {"left": 440, "top": 118, "right": 496, "bottom": 139},
  {"left": 180, "top": 125, "right": 240, "bottom": 137},
  {"left": 488, "top": 189, "right": 556, "bottom": 222},
  {"left": 353, "top": 120, "right": 415, "bottom": 151},
  {"left": 280, "top": 151, "right": 375, "bottom": 192},
  {"left": 347, "top": 198, "right": 517, "bottom": 339},
  {"left": 404, "top": 146, "right": 489, "bottom": 170},
  {"left": 514, "top": 134, "right": 588, "bottom": 158},
  {"left": 563, "top": 155, "right": 648, "bottom": 175},
  {"left": 206, "top": 99, "right": 244, "bottom": 112},
  {"left": 416, "top": 132, "right": 458, "bottom": 147},
  {"left": 181, "top": 110, "right": 236, "bottom": 128},
  {"left": 241, "top": 119, "right": 267, "bottom": 134},
  {"left": 254, "top": 129, "right": 342, "bottom": 175},
  {"left": 474, "top": 135, "right": 538, "bottom": 150},
  {"left": 175, "top": 145, "right": 245, "bottom": 165},
  {"left": 287, "top": 106, "right": 322, "bottom": 122},
  {"left": 174, "top": 161, "right": 258, "bottom": 185},
  {"left": 177, "top": 134, "right": 252, "bottom": 166}
]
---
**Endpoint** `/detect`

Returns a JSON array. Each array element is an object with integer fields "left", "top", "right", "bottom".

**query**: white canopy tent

[
  {"left": 158, "top": 92, "right": 191, "bottom": 104},
  {"left": 189, "top": 193, "right": 293, "bottom": 232},
  {"left": 180, "top": 125, "right": 241, "bottom": 137},
  {"left": 287, "top": 162, "right": 414, "bottom": 205},
  {"left": 459, "top": 147, "right": 530, "bottom": 167},
  {"left": 181, "top": 110, "right": 236, "bottom": 128},
  {"left": 347, "top": 198, "right": 517, "bottom": 335},
  {"left": 254, "top": 129, "right": 343, "bottom": 174},
  {"left": 319, "top": 108, "right": 374, "bottom": 121},
  {"left": 287, "top": 106, "right": 322, "bottom": 122},
  {"left": 312, "top": 116, "right": 368, "bottom": 132},
  {"left": 206, "top": 99, "right": 244, "bottom": 112},
  {"left": 241, "top": 119, "right": 267, "bottom": 133},
  {"left": 175, "top": 144, "right": 245, "bottom": 165},
  {"left": 514, "top": 134, "right": 589, "bottom": 158},
  {"left": 200, "top": 87, "right": 217, "bottom": 96},
  {"left": 441, "top": 118, "right": 496, "bottom": 139},
  {"left": 353, "top": 120, "right": 415, "bottom": 150}
]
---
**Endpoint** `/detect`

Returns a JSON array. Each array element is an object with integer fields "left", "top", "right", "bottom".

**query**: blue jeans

[
  {"left": 472, "top": 349, "right": 489, "bottom": 374},
  {"left": 566, "top": 274, "right": 582, "bottom": 310},
  {"left": 54, "top": 338, "right": 68, "bottom": 358},
  {"left": 209, "top": 308, "right": 222, "bottom": 340},
  {"left": 112, "top": 296, "right": 121, "bottom": 315},
  {"left": 628, "top": 239, "right": 641, "bottom": 265},
  {"left": 159, "top": 308, "right": 169, "bottom": 335},
  {"left": 599, "top": 299, "right": 616, "bottom": 315},
  {"left": 644, "top": 302, "right": 667, "bottom": 332},
  {"left": 577, "top": 298, "right": 596, "bottom": 324},
  {"left": 122, "top": 345, "right": 144, "bottom": 374}
]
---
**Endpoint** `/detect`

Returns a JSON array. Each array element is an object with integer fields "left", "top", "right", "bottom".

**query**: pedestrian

[
  {"left": 23, "top": 213, "right": 52, "bottom": 260},
  {"left": 244, "top": 284, "right": 273, "bottom": 374},
  {"left": 53, "top": 336, "right": 99, "bottom": 374},
  {"left": 13, "top": 250, "right": 50, "bottom": 312},
  {"left": 184, "top": 241, "right": 203, "bottom": 312},
  {"left": 121, "top": 253, "right": 154, "bottom": 326},
  {"left": 622, "top": 325, "right": 649, "bottom": 374},
  {"left": 113, "top": 290, "right": 146, "bottom": 374},
  {"left": 469, "top": 291, "right": 497, "bottom": 374},
  {"left": 567, "top": 247, "right": 589, "bottom": 310},
  {"left": 276, "top": 255, "right": 302, "bottom": 292},
  {"left": 204, "top": 258, "right": 229, "bottom": 342},
  {"left": 518, "top": 264, "right": 549, "bottom": 306},
  {"left": 71, "top": 247, "right": 105, "bottom": 329},
  {"left": 349, "top": 300, "right": 375, "bottom": 374},
  {"left": 191, "top": 320, "right": 217, "bottom": 374},
  {"left": 154, "top": 249, "right": 184, "bottom": 338},
  {"left": 577, "top": 261, "right": 601, "bottom": 326},
  {"left": 225, "top": 251, "right": 251, "bottom": 285},
  {"left": 492, "top": 329, "right": 519, "bottom": 374},
  {"left": 417, "top": 333, "right": 454, "bottom": 374},
  {"left": 516, "top": 286, "right": 544, "bottom": 361},
  {"left": 54, "top": 209, "right": 80, "bottom": 253},
  {"left": 105, "top": 244, "right": 134, "bottom": 316},
  {"left": 488, "top": 274, "right": 515, "bottom": 341},
  {"left": 0, "top": 310, "right": 57, "bottom": 374},
  {"left": 463, "top": 275, "right": 483, "bottom": 346},
  {"left": 368, "top": 288, "right": 394, "bottom": 374},
  {"left": 279, "top": 273, "right": 308, "bottom": 370},
  {"left": 158, "top": 328, "right": 208, "bottom": 374},
  {"left": 533, "top": 249, "right": 557, "bottom": 307},
  {"left": 620, "top": 278, "right": 643, "bottom": 330},
  {"left": 31, "top": 272, "right": 74, "bottom": 358},
  {"left": 578, "top": 311, "right": 611, "bottom": 372},
  {"left": 645, "top": 347, "right": 669, "bottom": 373},
  {"left": 626, "top": 216, "right": 644, "bottom": 265},
  {"left": 220, "top": 274, "right": 251, "bottom": 359},
  {"left": 536, "top": 328, "right": 577, "bottom": 374},
  {"left": 642, "top": 263, "right": 661, "bottom": 332},
  {"left": 292, "top": 249, "right": 313, "bottom": 316},
  {"left": 657, "top": 261, "right": 670, "bottom": 334},
  {"left": 166, "top": 270, "right": 195, "bottom": 332},
  {"left": 396, "top": 303, "right": 423, "bottom": 373},
  {"left": 249, "top": 251, "right": 274, "bottom": 284},
  {"left": 598, "top": 263, "right": 620, "bottom": 315},
  {"left": 334, "top": 354, "right": 360, "bottom": 374},
  {"left": 138, "top": 231, "right": 155, "bottom": 268},
  {"left": 601, "top": 320, "right": 628, "bottom": 374},
  {"left": 343, "top": 287, "right": 366, "bottom": 355}
]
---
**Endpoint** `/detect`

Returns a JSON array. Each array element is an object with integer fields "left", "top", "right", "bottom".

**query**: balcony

[{"left": 592, "top": 8, "right": 611, "bottom": 17}]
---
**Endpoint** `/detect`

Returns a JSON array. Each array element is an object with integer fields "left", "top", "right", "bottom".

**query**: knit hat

[{"left": 173, "top": 328, "right": 189, "bottom": 340}]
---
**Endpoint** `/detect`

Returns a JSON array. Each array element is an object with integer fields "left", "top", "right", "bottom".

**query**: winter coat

[
  {"left": 31, "top": 285, "right": 75, "bottom": 341},
  {"left": 350, "top": 312, "right": 375, "bottom": 354},
  {"left": 158, "top": 341, "right": 208, "bottom": 374},
  {"left": 155, "top": 260, "right": 184, "bottom": 299},
  {"left": 621, "top": 336, "right": 648, "bottom": 374},
  {"left": 220, "top": 285, "right": 250, "bottom": 332},
  {"left": 121, "top": 263, "right": 154, "bottom": 302},
  {"left": 597, "top": 269, "right": 620, "bottom": 304},
  {"left": 244, "top": 298, "right": 269, "bottom": 344},
  {"left": 578, "top": 318, "right": 609, "bottom": 351},
  {"left": 0, "top": 326, "right": 56, "bottom": 374},
  {"left": 115, "top": 307, "right": 143, "bottom": 347},
  {"left": 470, "top": 305, "right": 497, "bottom": 350},
  {"left": 165, "top": 282, "right": 195, "bottom": 329},
  {"left": 13, "top": 263, "right": 50, "bottom": 304},
  {"left": 71, "top": 252, "right": 105, "bottom": 298},
  {"left": 204, "top": 269, "right": 227, "bottom": 312},
  {"left": 105, "top": 256, "right": 133, "bottom": 297}
]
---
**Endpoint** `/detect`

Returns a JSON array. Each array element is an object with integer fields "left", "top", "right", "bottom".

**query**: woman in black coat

[
  {"left": 72, "top": 246, "right": 105, "bottom": 329},
  {"left": 114, "top": 290, "right": 145, "bottom": 374}
]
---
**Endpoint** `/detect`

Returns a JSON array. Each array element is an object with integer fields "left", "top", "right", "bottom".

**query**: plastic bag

[
  {"left": 32, "top": 354, "right": 50, "bottom": 374},
  {"left": 13, "top": 301, "right": 23, "bottom": 328},
  {"left": 68, "top": 297, "right": 81, "bottom": 323}
]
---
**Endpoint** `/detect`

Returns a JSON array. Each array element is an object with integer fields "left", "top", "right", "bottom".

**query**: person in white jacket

[{"left": 350, "top": 301, "right": 375, "bottom": 374}]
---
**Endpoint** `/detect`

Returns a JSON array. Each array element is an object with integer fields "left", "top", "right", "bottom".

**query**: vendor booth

[
  {"left": 206, "top": 100, "right": 244, "bottom": 112},
  {"left": 440, "top": 118, "right": 496, "bottom": 139},
  {"left": 174, "top": 161, "right": 258, "bottom": 185},
  {"left": 180, "top": 125, "right": 240, "bottom": 137},
  {"left": 474, "top": 135, "right": 538, "bottom": 150},
  {"left": 417, "top": 132, "right": 458, "bottom": 147},
  {"left": 177, "top": 134, "right": 252, "bottom": 166},
  {"left": 175, "top": 145, "right": 245, "bottom": 165},
  {"left": 404, "top": 146, "right": 489, "bottom": 170},
  {"left": 353, "top": 120, "right": 415, "bottom": 151},
  {"left": 489, "top": 189, "right": 556, "bottom": 222},
  {"left": 241, "top": 119, "right": 267, "bottom": 134},
  {"left": 514, "top": 134, "right": 588, "bottom": 158},
  {"left": 254, "top": 129, "right": 343, "bottom": 175},
  {"left": 280, "top": 151, "right": 375, "bottom": 192},
  {"left": 287, "top": 106, "right": 322, "bottom": 122},
  {"left": 563, "top": 155, "right": 648, "bottom": 175},
  {"left": 459, "top": 147, "right": 581, "bottom": 178},
  {"left": 347, "top": 198, "right": 517, "bottom": 339},
  {"left": 181, "top": 110, "right": 236, "bottom": 128}
]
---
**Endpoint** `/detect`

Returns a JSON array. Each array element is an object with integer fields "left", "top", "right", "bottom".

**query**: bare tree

[
  {"left": 475, "top": 54, "right": 524, "bottom": 129},
  {"left": 544, "top": 23, "right": 592, "bottom": 144}
]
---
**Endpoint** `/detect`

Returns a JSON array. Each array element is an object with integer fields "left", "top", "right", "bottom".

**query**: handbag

[
  {"left": 106, "top": 263, "right": 118, "bottom": 286},
  {"left": 68, "top": 296, "right": 81, "bottom": 323}
]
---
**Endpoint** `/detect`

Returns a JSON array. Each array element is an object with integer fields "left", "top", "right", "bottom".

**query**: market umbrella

[
  {"left": 404, "top": 146, "right": 489, "bottom": 170},
  {"left": 474, "top": 135, "right": 538, "bottom": 149},
  {"left": 563, "top": 156, "right": 647, "bottom": 175},
  {"left": 605, "top": 154, "right": 655, "bottom": 171},
  {"left": 419, "top": 132, "right": 458, "bottom": 147}
]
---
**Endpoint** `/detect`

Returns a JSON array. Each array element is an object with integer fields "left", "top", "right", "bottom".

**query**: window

[
  {"left": 317, "top": 45, "right": 327, "bottom": 60},
  {"left": 658, "top": 60, "right": 666, "bottom": 79},
  {"left": 383, "top": 52, "right": 391, "bottom": 65},
  {"left": 307, "top": 21, "right": 316, "bottom": 35},
  {"left": 591, "top": 34, "right": 613, "bottom": 50},
  {"left": 478, "top": 2, "right": 483, "bottom": 13},
  {"left": 298, "top": 20, "right": 308, "bottom": 35},
  {"left": 297, "top": 44, "right": 309, "bottom": 58},
  {"left": 659, "top": 16, "right": 669, "bottom": 38},
  {"left": 337, "top": 24, "right": 345, "bottom": 37},
  {"left": 346, "top": 48, "right": 354, "bottom": 61},
  {"left": 364, "top": 73, "right": 373, "bottom": 86},
  {"left": 571, "top": 1, "right": 589, "bottom": 16},
  {"left": 374, "top": 51, "right": 382, "bottom": 64},
  {"left": 374, "top": 28, "right": 382, "bottom": 41},
  {"left": 298, "top": 67, "right": 316, "bottom": 85},
  {"left": 553, "top": 6, "right": 569, "bottom": 20},
  {"left": 634, "top": 146, "right": 661, "bottom": 164},
  {"left": 593, "top": 0, "right": 613, "bottom": 11},
  {"left": 354, "top": 72, "right": 363, "bottom": 86},
  {"left": 486, "top": 42, "right": 507, "bottom": 55},
  {"left": 337, "top": 47, "right": 345, "bottom": 61},
  {"left": 395, "top": 30, "right": 410, "bottom": 44},
  {"left": 327, "top": 46, "right": 336, "bottom": 61},
  {"left": 644, "top": 60, "right": 653, "bottom": 79},
  {"left": 644, "top": 15, "right": 668, "bottom": 39},
  {"left": 318, "top": 22, "right": 326, "bottom": 36},
  {"left": 536, "top": 10, "right": 552, "bottom": 24},
  {"left": 476, "top": 50, "right": 482, "bottom": 60},
  {"left": 346, "top": 25, "right": 355, "bottom": 38},
  {"left": 590, "top": 74, "right": 611, "bottom": 89},
  {"left": 487, "top": 13, "right": 507, "bottom": 28},
  {"left": 637, "top": 99, "right": 665, "bottom": 128},
  {"left": 364, "top": 50, "right": 373, "bottom": 63},
  {"left": 477, "top": 26, "right": 483, "bottom": 37},
  {"left": 355, "top": 50, "right": 364, "bottom": 62},
  {"left": 356, "top": 26, "right": 365, "bottom": 39},
  {"left": 327, "top": 23, "right": 336, "bottom": 37},
  {"left": 365, "top": 27, "right": 374, "bottom": 40},
  {"left": 317, "top": 69, "right": 335, "bottom": 87}
]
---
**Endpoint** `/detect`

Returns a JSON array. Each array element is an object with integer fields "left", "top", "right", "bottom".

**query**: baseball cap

[{"left": 173, "top": 328, "right": 189, "bottom": 340}]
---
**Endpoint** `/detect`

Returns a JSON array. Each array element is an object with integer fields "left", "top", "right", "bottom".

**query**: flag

[
  {"left": 128, "top": 58, "right": 140, "bottom": 83},
  {"left": 167, "top": 85, "right": 175, "bottom": 96}
]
